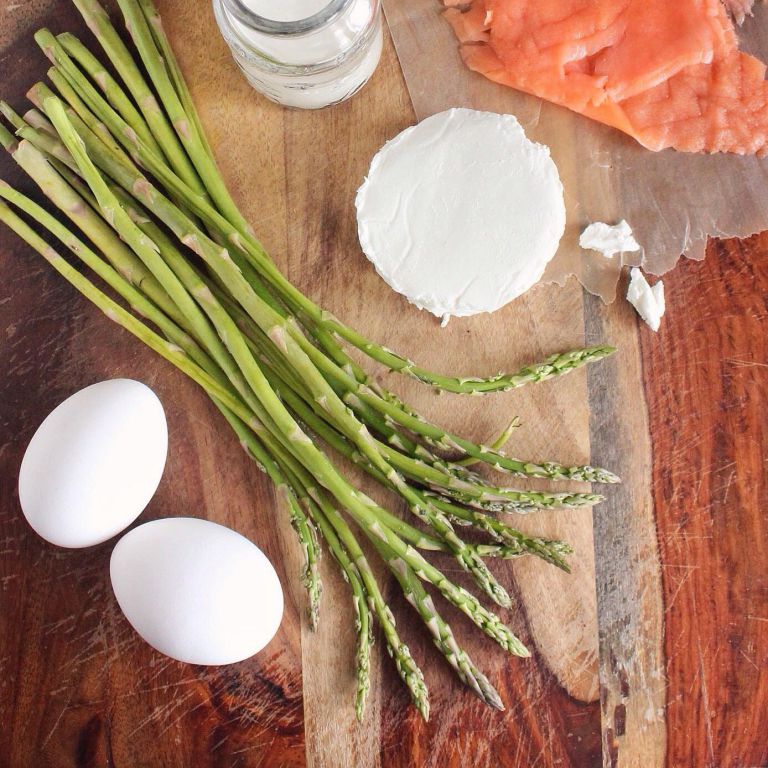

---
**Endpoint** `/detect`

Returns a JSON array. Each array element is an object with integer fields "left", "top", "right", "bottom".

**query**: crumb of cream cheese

[{"left": 627, "top": 267, "right": 664, "bottom": 331}]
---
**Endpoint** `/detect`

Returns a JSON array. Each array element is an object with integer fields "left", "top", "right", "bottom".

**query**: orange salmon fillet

[{"left": 444, "top": 0, "right": 768, "bottom": 154}]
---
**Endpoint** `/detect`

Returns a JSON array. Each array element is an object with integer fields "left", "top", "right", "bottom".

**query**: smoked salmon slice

[{"left": 444, "top": 0, "right": 768, "bottom": 154}]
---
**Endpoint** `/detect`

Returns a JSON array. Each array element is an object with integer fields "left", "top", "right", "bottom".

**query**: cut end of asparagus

[
  {"left": 0, "top": 101, "right": 25, "bottom": 132},
  {"left": 0, "top": 122, "right": 18, "bottom": 152},
  {"left": 33, "top": 27, "right": 58, "bottom": 63}
]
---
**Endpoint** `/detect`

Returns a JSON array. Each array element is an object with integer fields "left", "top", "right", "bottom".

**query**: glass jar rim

[{"left": 220, "top": 0, "right": 350, "bottom": 36}]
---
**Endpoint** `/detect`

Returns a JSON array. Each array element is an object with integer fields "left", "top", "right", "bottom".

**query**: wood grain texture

[
  {"left": 641, "top": 237, "right": 768, "bottom": 768},
  {"left": 585, "top": 292, "right": 667, "bottom": 768}
]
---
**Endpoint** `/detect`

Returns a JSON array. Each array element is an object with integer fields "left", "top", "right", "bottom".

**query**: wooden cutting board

[{"left": 0, "top": 1, "right": 663, "bottom": 766}]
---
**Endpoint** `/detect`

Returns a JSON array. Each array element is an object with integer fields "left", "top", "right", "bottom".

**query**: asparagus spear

[
  {"left": 373, "top": 540, "right": 504, "bottom": 710},
  {"left": 113, "top": 0, "right": 247, "bottom": 232},
  {"left": 57, "top": 31, "right": 163, "bottom": 157},
  {"left": 457, "top": 417, "right": 521, "bottom": 466},
  {"left": 281, "top": 473, "right": 372, "bottom": 721},
  {"left": 221, "top": 406, "right": 323, "bottom": 632},
  {"left": 0, "top": 101, "right": 25, "bottom": 131},
  {"left": 134, "top": 0, "right": 214, "bottom": 163},
  {"left": 22, "top": 108, "right": 56, "bottom": 135},
  {"left": 70, "top": 0, "right": 205, "bottom": 195}
]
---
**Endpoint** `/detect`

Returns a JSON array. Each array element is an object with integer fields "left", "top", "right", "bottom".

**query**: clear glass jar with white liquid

[{"left": 212, "top": 0, "right": 383, "bottom": 109}]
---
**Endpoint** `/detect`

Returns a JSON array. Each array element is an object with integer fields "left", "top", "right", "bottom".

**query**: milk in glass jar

[{"left": 213, "top": 0, "right": 383, "bottom": 109}]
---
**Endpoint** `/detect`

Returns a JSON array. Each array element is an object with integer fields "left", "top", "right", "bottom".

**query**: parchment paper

[{"left": 382, "top": 0, "right": 768, "bottom": 301}]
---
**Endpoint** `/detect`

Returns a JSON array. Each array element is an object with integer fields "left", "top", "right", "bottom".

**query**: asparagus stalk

[
  {"left": 371, "top": 538, "right": 504, "bottom": 710},
  {"left": 57, "top": 31, "right": 163, "bottom": 157},
  {"left": 0, "top": 168, "right": 195, "bottom": 364},
  {"left": 13, "top": 123, "right": 76, "bottom": 169},
  {"left": 70, "top": 0, "right": 205, "bottom": 195},
  {"left": 217, "top": 283, "right": 609, "bottom": 499},
  {"left": 457, "top": 417, "right": 520, "bottom": 466},
  {"left": 247, "top": 327, "right": 572, "bottom": 558},
  {"left": 222, "top": 406, "right": 323, "bottom": 632},
  {"left": 281, "top": 470, "right": 372, "bottom": 721},
  {"left": 5, "top": 137, "right": 182, "bottom": 326},
  {"left": 260, "top": 358, "right": 599, "bottom": 514},
  {"left": 0, "top": 101, "right": 25, "bottom": 131},
  {"left": 46, "top": 65, "right": 128, "bottom": 165},
  {"left": 46, "top": 98, "right": 276, "bottom": 416},
  {"left": 135, "top": 0, "right": 217, "bottom": 172},
  {"left": 0, "top": 120, "right": 17, "bottom": 153},
  {"left": 113, "top": 0, "right": 247, "bottom": 232},
  {"left": 285, "top": 446, "right": 509, "bottom": 713},
  {"left": 306, "top": 491, "right": 430, "bottom": 720},
  {"left": 0, "top": 197, "right": 246, "bottom": 418},
  {"left": 22, "top": 108, "right": 56, "bottom": 135}
]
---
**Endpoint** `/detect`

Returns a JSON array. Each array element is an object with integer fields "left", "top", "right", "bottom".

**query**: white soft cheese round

[
  {"left": 355, "top": 108, "right": 566, "bottom": 319},
  {"left": 110, "top": 518, "right": 284, "bottom": 665},
  {"left": 18, "top": 379, "right": 168, "bottom": 548}
]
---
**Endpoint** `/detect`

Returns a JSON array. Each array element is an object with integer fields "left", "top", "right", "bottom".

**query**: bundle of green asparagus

[{"left": 0, "top": 0, "right": 618, "bottom": 720}]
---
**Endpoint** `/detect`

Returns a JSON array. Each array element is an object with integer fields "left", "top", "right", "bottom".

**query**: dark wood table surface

[{"left": 1, "top": 1, "right": 767, "bottom": 767}]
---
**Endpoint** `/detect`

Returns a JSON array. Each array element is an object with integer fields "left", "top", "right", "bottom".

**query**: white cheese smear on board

[
  {"left": 627, "top": 268, "right": 665, "bottom": 332},
  {"left": 580, "top": 220, "right": 641, "bottom": 258},
  {"left": 355, "top": 108, "right": 566, "bottom": 323}
]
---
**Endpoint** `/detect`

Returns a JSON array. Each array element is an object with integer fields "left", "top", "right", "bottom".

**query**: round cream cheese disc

[{"left": 355, "top": 108, "right": 566, "bottom": 320}]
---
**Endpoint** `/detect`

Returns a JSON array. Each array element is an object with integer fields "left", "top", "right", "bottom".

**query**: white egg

[
  {"left": 110, "top": 517, "right": 284, "bottom": 665},
  {"left": 18, "top": 379, "right": 168, "bottom": 548}
]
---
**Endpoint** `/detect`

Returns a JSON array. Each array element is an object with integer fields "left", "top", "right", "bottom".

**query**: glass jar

[{"left": 212, "top": 0, "right": 383, "bottom": 110}]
